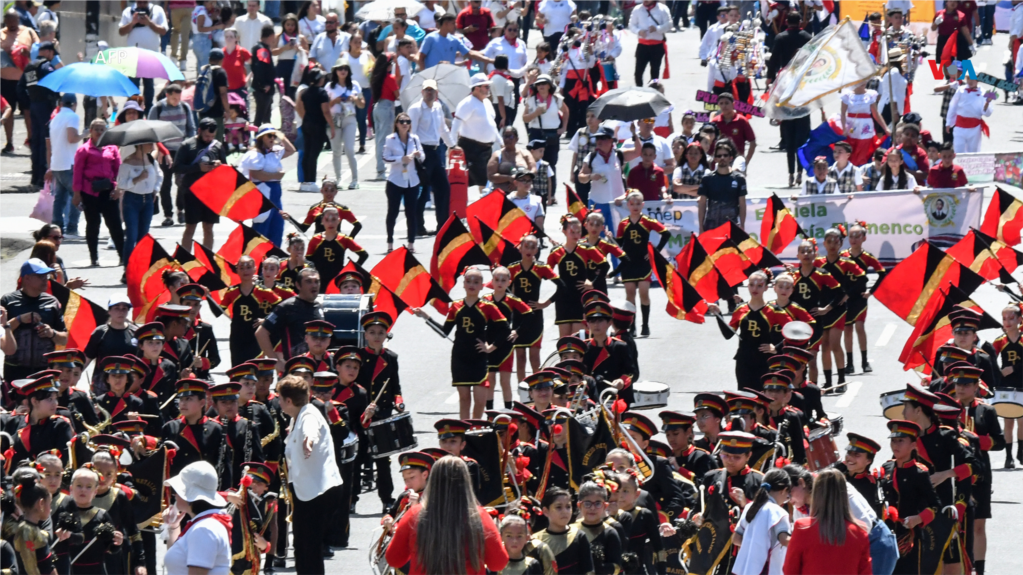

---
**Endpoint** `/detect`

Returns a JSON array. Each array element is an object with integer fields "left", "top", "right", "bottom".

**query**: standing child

[
  {"left": 992, "top": 304, "right": 1023, "bottom": 468},
  {"left": 61, "top": 467, "right": 122, "bottom": 575},
  {"left": 498, "top": 514, "right": 546, "bottom": 575},
  {"left": 306, "top": 207, "right": 369, "bottom": 293},
  {"left": 841, "top": 221, "right": 886, "bottom": 374},
  {"left": 415, "top": 268, "right": 507, "bottom": 419},
  {"left": 574, "top": 480, "right": 624, "bottom": 575},
  {"left": 8, "top": 476, "right": 59, "bottom": 575},
  {"left": 527, "top": 139, "right": 554, "bottom": 207},
  {"left": 614, "top": 469, "right": 666, "bottom": 575},
  {"left": 509, "top": 169, "right": 547, "bottom": 232},
  {"left": 614, "top": 190, "right": 672, "bottom": 337},
  {"left": 860, "top": 149, "right": 887, "bottom": 191},
  {"left": 815, "top": 228, "right": 866, "bottom": 393},
  {"left": 532, "top": 487, "right": 595, "bottom": 574},
  {"left": 583, "top": 211, "right": 625, "bottom": 294},
  {"left": 826, "top": 142, "right": 863, "bottom": 194},
  {"left": 484, "top": 266, "right": 534, "bottom": 410},
  {"left": 509, "top": 235, "right": 559, "bottom": 383},
  {"left": 548, "top": 215, "right": 608, "bottom": 337},
  {"left": 731, "top": 468, "right": 792, "bottom": 575},
  {"left": 840, "top": 82, "right": 889, "bottom": 166},
  {"left": 224, "top": 99, "right": 255, "bottom": 155},
  {"left": 801, "top": 156, "right": 838, "bottom": 195}
]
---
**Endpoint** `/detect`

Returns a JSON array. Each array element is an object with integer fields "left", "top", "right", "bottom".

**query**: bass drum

[{"left": 318, "top": 294, "right": 373, "bottom": 348}]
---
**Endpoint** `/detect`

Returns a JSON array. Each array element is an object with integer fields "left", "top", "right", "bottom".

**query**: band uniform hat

[
  {"left": 250, "top": 358, "right": 277, "bottom": 375},
  {"left": 887, "top": 419, "right": 921, "bottom": 439},
  {"left": 135, "top": 322, "right": 166, "bottom": 342},
  {"left": 156, "top": 304, "right": 192, "bottom": 320},
  {"left": 399, "top": 451, "right": 436, "bottom": 472},
  {"left": 435, "top": 418, "right": 469, "bottom": 439},
  {"left": 584, "top": 300, "right": 614, "bottom": 320},
  {"left": 727, "top": 389, "right": 770, "bottom": 407},
  {"left": 557, "top": 336, "right": 587, "bottom": 357},
  {"left": 420, "top": 447, "right": 449, "bottom": 460},
  {"left": 846, "top": 432, "right": 881, "bottom": 455},
  {"left": 28, "top": 369, "right": 61, "bottom": 381},
  {"left": 582, "top": 289, "right": 610, "bottom": 307},
  {"left": 611, "top": 300, "right": 636, "bottom": 326},
  {"left": 782, "top": 346, "right": 815, "bottom": 366},
  {"left": 243, "top": 461, "right": 275, "bottom": 484},
  {"left": 659, "top": 410, "right": 696, "bottom": 432},
  {"left": 544, "top": 367, "right": 570, "bottom": 382},
  {"left": 110, "top": 419, "right": 148, "bottom": 435},
  {"left": 333, "top": 345, "right": 362, "bottom": 365},
  {"left": 551, "top": 377, "right": 570, "bottom": 396},
  {"left": 557, "top": 359, "right": 588, "bottom": 379},
  {"left": 304, "top": 320, "right": 335, "bottom": 338},
  {"left": 621, "top": 411, "right": 657, "bottom": 439},
  {"left": 946, "top": 362, "right": 983, "bottom": 386},
  {"left": 485, "top": 409, "right": 520, "bottom": 423},
  {"left": 768, "top": 354, "right": 802, "bottom": 373},
  {"left": 693, "top": 393, "right": 727, "bottom": 417},
  {"left": 176, "top": 283, "right": 207, "bottom": 302},
  {"left": 44, "top": 349, "right": 86, "bottom": 369},
  {"left": 949, "top": 306, "right": 982, "bottom": 332},
  {"left": 761, "top": 370, "right": 795, "bottom": 390},
  {"left": 718, "top": 431, "right": 755, "bottom": 454},
  {"left": 285, "top": 356, "right": 317, "bottom": 374},
  {"left": 934, "top": 401, "right": 963, "bottom": 423},
  {"left": 176, "top": 378, "right": 210, "bottom": 397},
  {"left": 543, "top": 408, "right": 571, "bottom": 423},
  {"left": 646, "top": 439, "right": 671, "bottom": 459},
  {"left": 904, "top": 381, "right": 939, "bottom": 409},
  {"left": 936, "top": 344, "right": 969, "bottom": 364},
  {"left": 512, "top": 402, "right": 544, "bottom": 430},
  {"left": 312, "top": 371, "right": 339, "bottom": 389},
  {"left": 101, "top": 356, "right": 134, "bottom": 376},
  {"left": 361, "top": 311, "right": 394, "bottom": 331},
  {"left": 210, "top": 382, "right": 242, "bottom": 402},
  {"left": 91, "top": 434, "right": 131, "bottom": 450},
  {"left": 726, "top": 393, "right": 761, "bottom": 416},
  {"left": 226, "top": 363, "right": 259, "bottom": 382},
  {"left": 127, "top": 354, "right": 150, "bottom": 379},
  {"left": 16, "top": 374, "right": 59, "bottom": 396},
  {"left": 336, "top": 267, "right": 371, "bottom": 293},
  {"left": 524, "top": 371, "right": 555, "bottom": 390}
]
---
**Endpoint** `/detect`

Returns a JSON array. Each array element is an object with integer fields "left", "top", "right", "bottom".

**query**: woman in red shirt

[
  {"left": 783, "top": 469, "right": 873, "bottom": 575},
  {"left": 386, "top": 456, "right": 509, "bottom": 575},
  {"left": 371, "top": 54, "right": 401, "bottom": 180}
]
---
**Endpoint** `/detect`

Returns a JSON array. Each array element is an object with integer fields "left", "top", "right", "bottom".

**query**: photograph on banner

[
  {"left": 608, "top": 188, "right": 982, "bottom": 265},
  {"left": 957, "top": 151, "right": 1023, "bottom": 186}
]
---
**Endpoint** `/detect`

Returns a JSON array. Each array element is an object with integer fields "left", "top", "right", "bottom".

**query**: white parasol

[
  {"left": 400, "top": 63, "right": 472, "bottom": 111},
  {"left": 355, "top": 0, "right": 427, "bottom": 22}
]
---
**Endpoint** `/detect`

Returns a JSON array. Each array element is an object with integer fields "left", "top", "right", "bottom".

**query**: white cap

[
  {"left": 107, "top": 294, "right": 132, "bottom": 309},
  {"left": 165, "top": 461, "right": 227, "bottom": 506},
  {"left": 469, "top": 73, "right": 492, "bottom": 88}
]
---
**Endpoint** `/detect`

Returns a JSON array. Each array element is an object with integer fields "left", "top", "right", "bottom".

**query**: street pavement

[{"left": 2, "top": 19, "right": 1023, "bottom": 574}]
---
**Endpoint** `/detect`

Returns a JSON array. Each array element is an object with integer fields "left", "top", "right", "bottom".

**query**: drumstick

[
  {"left": 361, "top": 378, "right": 391, "bottom": 426},
  {"left": 699, "top": 484, "right": 705, "bottom": 514},
  {"left": 135, "top": 414, "right": 161, "bottom": 419},
  {"left": 159, "top": 393, "right": 178, "bottom": 411}
]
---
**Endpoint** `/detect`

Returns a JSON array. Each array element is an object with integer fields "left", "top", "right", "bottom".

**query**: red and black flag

[
  {"left": 173, "top": 245, "right": 229, "bottom": 298},
  {"left": 431, "top": 214, "right": 492, "bottom": 293},
  {"left": 697, "top": 233, "right": 754, "bottom": 287},
  {"left": 461, "top": 428, "right": 509, "bottom": 507},
  {"left": 899, "top": 284, "right": 999, "bottom": 372},
  {"left": 872, "top": 240, "right": 986, "bottom": 326},
  {"left": 218, "top": 223, "right": 288, "bottom": 264},
  {"left": 371, "top": 247, "right": 452, "bottom": 313},
  {"left": 705, "top": 221, "right": 785, "bottom": 270},
  {"left": 648, "top": 244, "right": 708, "bottom": 323},
  {"left": 126, "top": 235, "right": 180, "bottom": 322},
  {"left": 980, "top": 185, "right": 1023, "bottom": 246},
  {"left": 47, "top": 282, "right": 109, "bottom": 350},
  {"left": 193, "top": 241, "right": 240, "bottom": 289},
  {"left": 947, "top": 228, "right": 1023, "bottom": 283},
  {"left": 325, "top": 260, "right": 372, "bottom": 295},
  {"left": 466, "top": 191, "right": 537, "bottom": 244},
  {"left": 368, "top": 281, "right": 409, "bottom": 330},
  {"left": 190, "top": 165, "right": 277, "bottom": 222},
  {"left": 474, "top": 217, "right": 523, "bottom": 268},
  {"left": 565, "top": 184, "right": 588, "bottom": 221},
  {"left": 761, "top": 193, "right": 806, "bottom": 254},
  {"left": 674, "top": 233, "right": 731, "bottom": 303}
]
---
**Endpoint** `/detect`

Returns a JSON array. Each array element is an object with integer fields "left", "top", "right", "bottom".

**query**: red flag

[
  {"left": 173, "top": 245, "right": 229, "bottom": 302},
  {"left": 193, "top": 242, "right": 240, "bottom": 289},
  {"left": 368, "top": 281, "right": 409, "bottom": 330},
  {"left": 647, "top": 244, "right": 707, "bottom": 323},
  {"left": 971, "top": 228, "right": 1023, "bottom": 283},
  {"left": 565, "top": 184, "right": 588, "bottom": 221},
  {"left": 940, "top": 29, "right": 958, "bottom": 70},
  {"left": 872, "top": 241, "right": 986, "bottom": 325},
  {"left": 899, "top": 285, "right": 1000, "bottom": 372},
  {"left": 474, "top": 217, "right": 523, "bottom": 268},
  {"left": 704, "top": 221, "right": 785, "bottom": 270},
  {"left": 761, "top": 194, "right": 805, "bottom": 254},
  {"left": 946, "top": 229, "right": 1023, "bottom": 283},
  {"left": 674, "top": 233, "right": 730, "bottom": 302},
  {"left": 371, "top": 247, "right": 452, "bottom": 314},
  {"left": 325, "top": 260, "right": 372, "bottom": 295},
  {"left": 189, "top": 165, "right": 277, "bottom": 222},
  {"left": 466, "top": 191, "right": 536, "bottom": 245},
  {"left": 980, "top": 186, "right": 1023, "bottom": 246},
  {"left": 218, "top": 223, "right": 289, "bottom": 264},
  {"left": 125, "top": 235, "right": 180, "bottom": 322},
  {"left": 431, "top": 214, "right": 492, "bottom": 293},
  {"left": 696, "top": 233, "right": 753, "bottom": 287},
  {"left": 47, "top": 282, "right": 109, "bottom": 350}
]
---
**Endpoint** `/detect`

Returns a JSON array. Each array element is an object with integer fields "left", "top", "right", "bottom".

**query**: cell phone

[{"left": 136, "top": 7, "right": 149, "bottom": 16}]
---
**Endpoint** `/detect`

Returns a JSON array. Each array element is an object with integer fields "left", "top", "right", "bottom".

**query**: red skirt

[{"left": 847, "top": 136, "right": 880, "bottom": 167}]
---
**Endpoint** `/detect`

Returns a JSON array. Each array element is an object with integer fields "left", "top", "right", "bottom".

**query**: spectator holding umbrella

[
  {"left": 149, "top": 82, "right": 194, "bottom": 227},
  {"left": 117, "top": 141, "right": 162, "bottom": 275},
  {"left": 117, "top": 0, "right": 168, "bottom": 110},
  {"left": 72, "top": 119, "right": 123, "bottom": 268}
]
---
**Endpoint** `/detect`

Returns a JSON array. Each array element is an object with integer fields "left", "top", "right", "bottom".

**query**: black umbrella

[
  {"left": 98, "top": 119, "right": 183, "bottom": 147},
  {"left": 588, "top": 87, "right": 672, "bottom": 122}
]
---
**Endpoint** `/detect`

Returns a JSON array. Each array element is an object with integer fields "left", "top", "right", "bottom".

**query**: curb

[{"left": 1, "top": 237, "right": 35, "bottom": 261}]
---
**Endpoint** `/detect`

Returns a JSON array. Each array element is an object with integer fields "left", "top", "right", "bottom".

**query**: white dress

[{"left": 841, "top": 90, "right": 879, "bottom": 140}]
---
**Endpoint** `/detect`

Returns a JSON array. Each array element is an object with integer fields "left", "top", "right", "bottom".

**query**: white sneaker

[{"left": 106, "top": 237, "right": 116, "bottom": 250}]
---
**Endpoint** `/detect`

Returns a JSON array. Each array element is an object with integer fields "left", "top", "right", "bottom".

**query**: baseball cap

[
  {"left": 20, "top": 258, "right": 55, "bottom": 277},
  {"left": 422, "top": 79, "right": 438, "bottom": 90},
  {"left": 60, "top": 93, "right": 77, "bottom": 106},
  {"left": 107, "top": 294, "right": 132, "bottom": 309},
  {"left": 526, "top": 139, "right": 547, "bottom": 150}
]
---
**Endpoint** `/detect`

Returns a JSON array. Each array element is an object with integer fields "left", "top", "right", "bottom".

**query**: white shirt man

[
  {"left": 537, "top": 0, "right": 577, "bottom": 38},
  {"left": 628, "top": 1, "right": 673, "bottom": 42},
  {"left": 452, "top": 85, "right": 501, "bottom": 144},
  {"left": 310, "top": 29, "right": 352, "bottom": 69},
  {"left": 946, "top": 82, "right": 994, "bottom": 153},
  {"left": 48, "top": 101, "right": 80, "bottom": 173},
  {"left": 482, "top": 32, "right": 529, "bottom": 74},
  {"left": 409, "top": 90, "right": 455, "bottom": 147},
  {"left": 119, "top": 1, "right": 168, "bottom": 52},
  {"left": 699, "top": 13, "right": 728, "bottom": 62},
  {"left": 233, "top": 1, "right": 273, "bottom": 50}
]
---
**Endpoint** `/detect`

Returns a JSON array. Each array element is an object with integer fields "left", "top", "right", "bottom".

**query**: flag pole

[{"left": 883, "top": 30, "right": 899, "bottom": 136}]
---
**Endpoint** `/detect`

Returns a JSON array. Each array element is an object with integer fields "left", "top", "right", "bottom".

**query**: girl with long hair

[
  {"left": 259, "top": 255, "right": 296, "bottom": 300},
  {"left": 273, "top": 14, "right": 303, "bottom": 100},
  {"left": 784, "top": 469, "right": 872, "bottom": 574},
  {"left": 382, "top": 112, "right": 425, "bottom": 253},
  {"left": 371, "top": 53, "right": 400, "bottom": 179},
  {"left": 708, "top": 270, "right": 786, "bottom": 392},
  {"left": 815, "top": 228, "right": 866, "bottom": 394},
  {"left": 278, "top": 233, "right": 313, "bottom": 293},
  {"left": 385, "top": 456, "right": 509, "bottom": 574},
  {"left": 732, "top": 468, "right": 792, "bottom": 575},
  {"left": 547, "top": 215, "right": 607, "bottom": 337},
  {"left": 8, "top": 474, "right": 59, "bottom": 575},
  {"left": 162, "top": 269, "right": 190, "bottom": 306},
  {"left": 326, "top": 63, "right": 364, "bottom": 189},
  {"left": 671, "top": 141, "right": 708, "bottom": 198},
  {"left": 879, "top": 149, "right": 918, "bottom": 191},
  {"left": 840, "top": 222, "right": 886, "bottom": 374},
  {"left": 239, "top": 125, "right": 296, "bottom": 247}
]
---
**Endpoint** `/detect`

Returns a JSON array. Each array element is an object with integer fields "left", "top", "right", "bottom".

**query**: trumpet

[
  {"left": 279, "top": 457, "right": 293, "bottom": 523},
  {"left": 77, "top": 404, "right": 112, "bottom": 439},
  {"left": 260, "top": 416, "right": 280, "bottom": 448}
]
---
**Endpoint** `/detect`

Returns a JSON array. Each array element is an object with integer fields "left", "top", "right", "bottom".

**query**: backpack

[{"left": 193, "top": 64, "right": 218, "bottom": 113}]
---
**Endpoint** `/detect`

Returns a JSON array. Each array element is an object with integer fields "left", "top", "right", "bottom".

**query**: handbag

[
  {"left": 29, "top": 181, "right": 54, "bottom": 223},
  {"left": 90, "top": 177, "right": 114, "bottom": 194}
]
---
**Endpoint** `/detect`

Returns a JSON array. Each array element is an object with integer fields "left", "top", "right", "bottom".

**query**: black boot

[
  {"left": 834, "top": 370, "right": 847, "bottom": 394},
  {"left": 976, "top": 560, "right": 985, "bottom": 575},
  {"left": 640, "top": 304, "right": 651, "bottom": 337},
  {"left": 1016, "top": 441, "right": 1023, "bottom": 462},
  {"left": 823, "top": 369, "right": 833, "bottom": 393},
  {"left": 485, "top": 399, "right": 494, "bottom": 410},
  {"left": 861, "top": 350, "right": 872, "bottom": 373},
  {"left": 845, "top": 351, "right": 854, "bottom": 375},
  {"left": 1006, "top": 442, "right": 1015, "bottom": 469}
]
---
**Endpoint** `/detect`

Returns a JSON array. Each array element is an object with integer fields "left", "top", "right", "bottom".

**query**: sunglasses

[
  {"left": 507, "top": 28, "right": 519, "bottom": 32},
  {"left": 503, "top": 134, "right": 517, "bottom": 139},
  {"left": 641, "top": 118, "right": 656, "bottom": 124},
  {"left": 397, "top": 119, "right": 411, "bottom": 125},
  {"left": 49, "top": 234, "right": 63, "bottom": 241}
]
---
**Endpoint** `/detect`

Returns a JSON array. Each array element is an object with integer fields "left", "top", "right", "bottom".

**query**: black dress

[
  {"left": 508, "top": 260, "right": 559, "bottom": 348},
  {"left": 547, "top": 244, "right": 607, "bottom": 324},
  {"left": 440, "top": 298, "right": 508, "bottom": 386}
]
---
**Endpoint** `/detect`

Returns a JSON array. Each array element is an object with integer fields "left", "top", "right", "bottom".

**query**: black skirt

[
  {"left": 452, "top": 349, "right": 489, "bottom": 386},
  {"left": 554, "top": 288, "right": 585, "bottom": 325},
  {"left": 514, "top": 309, "right": 544, "bottom": 348},
  {"left": 618, "top": 257, "right": 653, "bottom": 283}
]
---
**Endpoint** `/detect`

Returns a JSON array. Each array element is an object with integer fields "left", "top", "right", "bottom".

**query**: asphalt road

[{"left": 2, "top": 19, "right": 1023, "bottom": 574}]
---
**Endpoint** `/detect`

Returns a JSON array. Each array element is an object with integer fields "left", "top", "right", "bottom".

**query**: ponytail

[{"left": 745, "top": 468, "right": 791, "bottom": 523}]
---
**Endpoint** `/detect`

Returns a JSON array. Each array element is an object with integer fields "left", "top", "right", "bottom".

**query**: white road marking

[
  {"left": 835, "top": 381, "right": 862, "bottom": 408},
  {"left": 444, "top": 392, "right": 460, "bottom": 404},
  {"left": 876, "top": 323, "right": 897, "bottom": 347}
]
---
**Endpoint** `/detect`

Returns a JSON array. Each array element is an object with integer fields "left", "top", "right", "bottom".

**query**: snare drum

[
  {"left": 880, "top": 390, "right": 907, "bottom": 420},
  {"left": 318, "top": 294, "right": 373, "bottom": 348},
  {"left": 631, "top": 381, "right": 669, "bottom": 410},
  {"left": 339, "top": 431, "right": 359, "bottom": 463},
  {"left": 806, "top": 427, "right": 839, "bottom": 471},
  {"left": 366, "top": 412, "right": 418, "bottom": 458},
  {"left": 518, "top": 382, "right": 531, "bottom": 403},
  {"left": 992, "top": 387, "right": 1023, "bottom": 419}
]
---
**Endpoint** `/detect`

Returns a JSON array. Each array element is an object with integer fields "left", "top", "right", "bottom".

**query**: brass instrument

[
  {"left": 217, "top": 416, "right": 230, "bottom": 485},
  {"left": 279, "top": 457, "right": 292, "bottom": 523},
  {"left": 77, "top": 404, "right": 112, "bottom": 438},
  {"left": 260, "top": 416, "right": 280, "bottom": 448}
]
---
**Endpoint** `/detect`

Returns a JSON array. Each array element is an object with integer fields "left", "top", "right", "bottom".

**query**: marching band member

[
  {"left": 761, "top": 371, "right": 808, "bottom": 466},
  {"left": 45, "top": 349, "right": 100, "bottom": 434},
  {"left": 93, "top": 356, "right": 146, "bottom": 425},
  {"left": 381, "top": 451, "right": 435, "bottom": 575},
  {"left": 126, "top": 355, "right": 163, "bottom": 436},
  {"left": 90, "top": 450, "right": 145, "bottom": 575},
  {"left": 8, "top": 374, "right": 74, "bottom": 467},
  {"left": 621, "top": 411, "right": 689, "bottom": 521},
  {"left": 533, "top": 486, "right": 595, "bottom": 574},
  {"left": 283, "top": 356, "right": 316, "bottom": 385},
  {"left": 832, "top": 433, "right": 886, "bottom": 517},
  {"left": 582, "top": 212, "right": 625, "bottom": 295},
  {"left": 310, "top": 370, "right": 355, "bottom": 551},
  {"left": 840, "top": 222, "right": 886, "bottom": 375},
  {"left": 815, "top": 228, "right": 866, "bottom": 394},
  {"left": 55, "top": 465, "right": 119, "bottom": 575},
  {"left": 573, "top": 479, "right": 624, "bottom": 575},
  {"left": 434, "top": 419, "right": 484, "bottom": 500},
  {"left": 840, "top": 82, "right": 889, "bottom": 166},
  {"left": 160, "top": 379, "right": 231, "bottom": 489},
  {"left": 726, "top": 391, "right": 777, "bottom": 471},
  {"left": 512, "top": 401, "right": 549, "bottom": 496},
  {"left": 224, "top": 462, "right": 276, "bottom": 575},
  {"left": 301, "top": 320, "right": 336, "bottom": 373},
  {"left": 692, "top": 393, "right": 727, "bottom": 454},
  {"left": 231, "top": 363, "right": 279, "bottom": 468},
  {"left": 259, "top": 256, "right": 296, "bottom": 302},
  {"left": 328, "top": 347, "right": 372, "bottom": 513},
  {"left": 549, "top": 39, "right": 593, "bottom": 139},
  {"left": 484, "top": 266, "right": 534, "bottom": 410},
  {"left": 789, "top": 239, "right": 842, "bottom": 383},
  {"left": 134, "top": 322, "right": 178, "bottom": 410},
  {"left": 509, "top": 234, "right": 560, "bottom": 381},
  {"left": 289, "top": 178, "right": 362, "bottom": 236},
  {"left": 547, "top": 215, "right": 608, "bottom": 337},
  {"left": 176, "top": 284, "right": 220, "bottom": 381},
  {"left": 945, "top": 76, "right": 994, "bottom": 154},
  {"left": 992, "top": 303, "right": 1023, "bottom": 468},
  {"left": 498, "top": 513, "right": 548, "bottom": 575},
  {"left": 699, "top": 6, "right": 732, "bottom": 67},
  {"left": 659, "top": 410, "right": 716, "bottom": 481},
  {"left": 155, "top": 304, "right": 197, "bottom": 380},
  {"left": 767, "top": 272, "right": 816, "bottom": 340},
  {"left": 709, "top": 270, "right": 787, "bottom": 393},
  {"left": 932, "top": 307, "right": 1001, "bottom": 386},
  {"left": 583, "top": 300, "right": 636, "bottom": 405},
  {"left": 772, "top": 348, "right": 826, "bottom": 424},
  {"left": 305, "top": 207, "right": 369, "bottom": 294},
  {"left": 4, "top": 474, "right": 59, "bottom": 575},
  {"left": 220, "top": 255, "right": 283, "bottom": 364},
  {"left": 615, "top": 191, "right": 671, "bottom": 337},
  {"left": 277, "top": 234, "right": 314, "bottom": 294},
  {"left": 209, "top": 382, "right": 264, "bottom": 489},
  {"left": 628, "top": 0, "right": 672, "bottom": 86}
]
